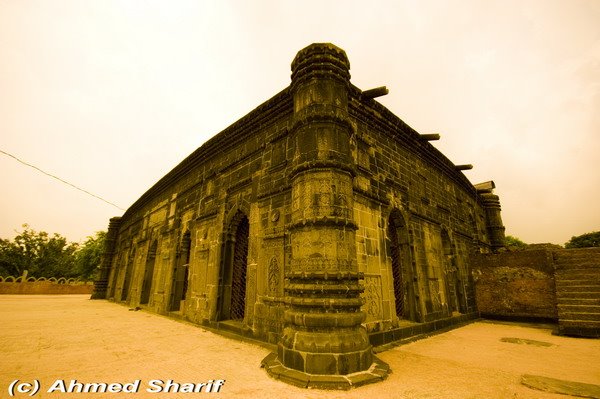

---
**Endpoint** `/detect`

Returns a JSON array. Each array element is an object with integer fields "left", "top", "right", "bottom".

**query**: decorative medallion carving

[{"left": 271, "top": 210, "right": 280, "bottom": 223}]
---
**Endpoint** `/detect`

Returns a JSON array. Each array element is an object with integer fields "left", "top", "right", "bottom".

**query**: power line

[{"left": 0, "top": 149, "right": 125, "bottom": 211}]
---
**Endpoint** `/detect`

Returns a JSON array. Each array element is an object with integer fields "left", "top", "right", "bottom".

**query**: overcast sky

[{"left": 1, "top": 0, "right": 598, "bottom": 245}]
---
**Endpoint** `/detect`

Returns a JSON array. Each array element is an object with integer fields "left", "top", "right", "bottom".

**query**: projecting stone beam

[
  {"left": 474, "top": 180, "right": 495, "bottom": 193},
  {"left": 455, "top": 164, "right": 473, "bottom": 170},
  {"left": 362, "top": 86, "right": 389, "bottom": 99},
  {"left": 420, "top": 134, "right": 441, "bottom": 141}
]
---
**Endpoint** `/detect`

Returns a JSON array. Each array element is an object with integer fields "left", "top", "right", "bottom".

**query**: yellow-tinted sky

[{"left": 1, "top": 0, "right": 598, "bottom": 245}]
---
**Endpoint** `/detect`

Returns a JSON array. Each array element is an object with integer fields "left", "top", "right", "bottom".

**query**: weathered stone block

[
  {"left": 281, "top": 346, "right": 304, "bottom": 372},
  {"left": 304, "top": 353, "right": 337, "bottom": 375},
  {"left": 337, "top": 351, "right": 360, "bottom": 375}
]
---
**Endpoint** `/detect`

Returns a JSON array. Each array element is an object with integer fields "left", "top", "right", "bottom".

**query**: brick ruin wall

[
  {"left": 471, "top": 249, "right": 557, "bottom": 321},
  {"left": 554, "top": 248, "right": 600, "bottom": 337},
  {"left": 472, "top": 247, "right": 600, "bottom": 337}
]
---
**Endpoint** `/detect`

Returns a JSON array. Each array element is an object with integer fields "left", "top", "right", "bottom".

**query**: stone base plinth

[{"left": 261, "top": 352, "right": 390, "bottom": 390}]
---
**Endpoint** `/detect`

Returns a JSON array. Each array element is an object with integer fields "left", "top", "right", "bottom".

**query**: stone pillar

[
  {"left": 262, "top": 43, "right": 388, "bottom": 389},
  {"left": 480, "top": 193, "right": 506, "bottom": 252},
  {"left": 91, "top": 217, "right": 122, "bottom": 299}
]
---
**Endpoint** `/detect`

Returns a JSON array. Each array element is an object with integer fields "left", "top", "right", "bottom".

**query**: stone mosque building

[{"left": 93, "top": 43, "right": 506, "bottom": 388}]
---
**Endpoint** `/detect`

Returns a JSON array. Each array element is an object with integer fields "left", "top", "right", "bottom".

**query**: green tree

[
  {"left": 565, "top": 231, "right": 600, "bottom": 249},
  {"left": 0, "top": 224, "right": 78, "bottom": 278},
  {"left": 0, "top": 237, "right": 27, "bottom": 277},
  {"left": 505, "top": 235, "right": 528, "bottom": 251},
  {"left": 74, "top": 231, "right": 106, "bottom": 280}
]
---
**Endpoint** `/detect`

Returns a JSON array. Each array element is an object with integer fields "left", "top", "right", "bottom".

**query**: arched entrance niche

[
  {"left": 170, "top": 230, "right": 191, "bottom": 311},
  {"left": 140, "top": 240, "right": 158, "bottom": 305},
  {"left": 441, "top": 230, "right": 463, "bottom": 314},
  {"left": 217, "top": 211, "right": 249, "bottom": 321},
  {"left": 108, "top": 252, "right": 121, "bottom": 299},
  {"left": 387, "top": 209, "right": 418, "bottom": 322},
  {"left": 121, "top": 246, "right": 136, "bottom": 302}
]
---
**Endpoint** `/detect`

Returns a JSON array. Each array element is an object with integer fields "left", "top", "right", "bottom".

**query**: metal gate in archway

[
  {"left": 388, "top": 210, "right": 418, "bottom": 322},
  {"left": 230, "top": 216, "right": 249, "bottom": 320},
  {"left": 388, "top": 218, "right": 405, "bottom": 318},
  {"left": 218, "top": 212, "right": 249, "bottom": 321}
]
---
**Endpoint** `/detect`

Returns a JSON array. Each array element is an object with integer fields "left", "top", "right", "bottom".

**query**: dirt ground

[{"left": 1, "top": 295, "right": 599, "bottom": 399}]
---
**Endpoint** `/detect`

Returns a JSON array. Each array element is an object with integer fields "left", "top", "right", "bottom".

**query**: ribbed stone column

[
  {"left": 262, "top": 43, "right": 389, "bottom": 389},
  {"left": 91, "top": 217, "right": 121, "bottom": 299},
  {"left": 480, "top": 193, "right": 506, "bottom": 252}
]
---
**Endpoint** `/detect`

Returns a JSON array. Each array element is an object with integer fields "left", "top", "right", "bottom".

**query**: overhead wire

[{"left": 0, "top": 149, "right": 125, "bottom": 211}]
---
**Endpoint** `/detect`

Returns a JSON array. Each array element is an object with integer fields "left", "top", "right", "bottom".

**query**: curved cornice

[
  {"left": 120, "top": 88, "right": 293, "bottom": 222},
  {"left": 348, "top": 84, "right": 477, "bottom": 196},
  {"left": 119, "top": 77, "right": 482, "bottom": 227}
]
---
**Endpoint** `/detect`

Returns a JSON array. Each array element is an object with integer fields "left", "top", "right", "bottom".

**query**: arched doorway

[
  {"left": 121, "top": 247, "right": 135, "bottom": 302},
  {"left": 108, "top": 253, "right": 121, "bottom": 299},
  {"left": 170, "top": 231, "right": 191, "bottom": 311},
  {"left": 140, "top": 240, "right": 157, "bottom": 305},
  {"left": 218, "top": 212, "right": 249, "bottom": 321},
  {"left": 387, "top": 210, "right": 418, "bottom": 321}
]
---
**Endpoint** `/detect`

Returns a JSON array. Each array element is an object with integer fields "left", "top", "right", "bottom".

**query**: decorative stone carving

[
  {"left": 267, "top": 257, "right": 280, "bottom": 296},
  {"left": 245, "top": 264, "right": 256, "bottom": 323},
  {"left": 364, "top": 275, "right": 382, "bottom": 319}
]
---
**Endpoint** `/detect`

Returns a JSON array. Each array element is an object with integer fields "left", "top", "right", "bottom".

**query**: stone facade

[{"left": 94, "top": 43, "right": 506, "bottom": 387}]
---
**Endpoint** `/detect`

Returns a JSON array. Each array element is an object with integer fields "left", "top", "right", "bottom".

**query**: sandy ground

[{"left": 1, "top": 295, "right": 599, "bottom": 399}]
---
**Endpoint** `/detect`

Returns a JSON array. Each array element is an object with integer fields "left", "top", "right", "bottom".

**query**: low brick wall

[
  {"left": 0, "top": 281, "right": 94, "bottom": 295},
  {"left": 471, "top": 249, "right": 557, "bottom": 321}
]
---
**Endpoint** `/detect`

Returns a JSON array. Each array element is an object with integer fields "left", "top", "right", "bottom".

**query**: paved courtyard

[{"left": 1, "top": 295, "right": 599, "bottom": 398}]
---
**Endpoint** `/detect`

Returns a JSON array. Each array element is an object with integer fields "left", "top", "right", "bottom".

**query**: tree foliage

[
  {"left": 0, "top": 224, "right": 106, "bottom": 280},
  {"left": 75, "top": 231, "right": 106, "bottom": 280},
  {"left": 565, "top": 231, "right": 600, "bottom": 249},
  {"left": 505, "top": 235, "right": 528, "bottom": 251}
]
